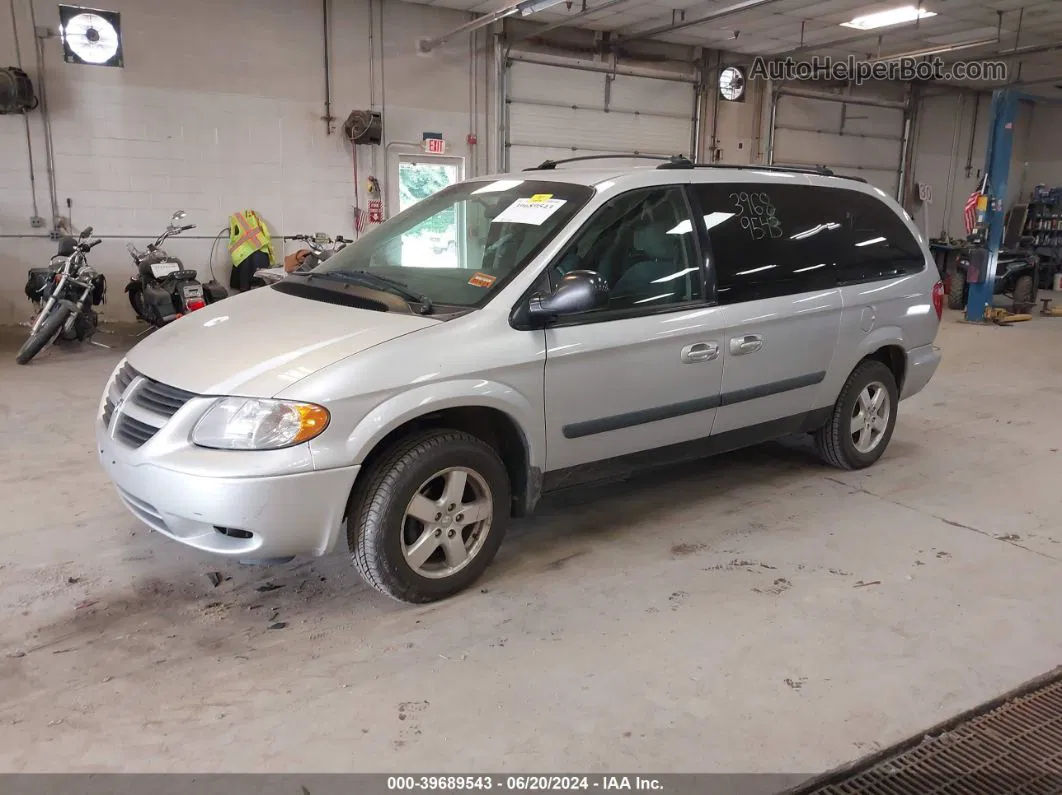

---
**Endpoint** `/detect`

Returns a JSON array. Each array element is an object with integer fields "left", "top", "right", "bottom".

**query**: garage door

[
  {"left": 772, "top": 93, "right": 906, "bottom": 198},
  {"left": 504, "top": 58, "right": 696, "bottom": 172}
]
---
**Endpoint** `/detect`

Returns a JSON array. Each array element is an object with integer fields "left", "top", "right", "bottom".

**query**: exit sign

[{"left": 422, "top": 132, "right": 446, "bottom": 154}]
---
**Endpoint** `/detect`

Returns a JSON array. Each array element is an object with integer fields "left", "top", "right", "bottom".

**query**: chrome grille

[
  {"left": 133, "top": 379, "right": 196, "bottom": 415},
  {"left": 114, "top": 362, "right": 135, "bottom": 392},
  {"left": 105, "top": 363, "right": 198, "bottom": 449},
  {"left": 103, "top": 362, "right": 136, "bottom": 425},
  {"left": 114, "top": 414, "right": 160, "bottom": 448}
]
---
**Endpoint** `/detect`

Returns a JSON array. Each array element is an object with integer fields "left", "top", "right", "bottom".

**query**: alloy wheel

[
  {"left": 851, "top": 381, "right": 890, "bottom": 454},
  {"left": 400, "top": 467, "right": 493, "bottom": 579}
]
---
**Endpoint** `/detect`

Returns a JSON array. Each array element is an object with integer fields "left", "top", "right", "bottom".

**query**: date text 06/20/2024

[{"left": 387, "top": 776, "right": 664, "bottom": 791}]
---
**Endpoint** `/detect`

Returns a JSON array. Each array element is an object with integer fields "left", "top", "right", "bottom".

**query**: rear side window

[{"left": 692, "top": 183, "right": 925, "bottom": 304}]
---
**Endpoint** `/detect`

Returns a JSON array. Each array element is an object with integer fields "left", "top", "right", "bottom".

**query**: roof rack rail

[
  {"left": 656, "top": 161, "right": 835, "bottom": 176},
  {"left": 654, "top": 160, "right": 870, "bottom": 184},
  {"left": 522, "top": 155, "right": 869, "bottom": 183},
  {"left": 525, "top": 154, "right": 690, "bottom": 171}
]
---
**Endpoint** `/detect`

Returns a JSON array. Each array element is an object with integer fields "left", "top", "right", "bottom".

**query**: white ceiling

[{"left": 413, "top": 0, "right": 1062, "bottom": 89}]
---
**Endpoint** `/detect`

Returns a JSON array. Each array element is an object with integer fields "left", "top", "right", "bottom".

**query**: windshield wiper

[{"left": 309, "top": 270, "right": 434, "bottom": 314}]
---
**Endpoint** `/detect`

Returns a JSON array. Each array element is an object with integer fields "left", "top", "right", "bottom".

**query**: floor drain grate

[{"left": 783, "top": 667, "right": 1062, "bottom": 795}]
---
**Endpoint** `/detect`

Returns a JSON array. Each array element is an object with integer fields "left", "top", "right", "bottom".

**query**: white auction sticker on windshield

[{"left": 493, "top": 197, "right": 567, "bottom": 226}]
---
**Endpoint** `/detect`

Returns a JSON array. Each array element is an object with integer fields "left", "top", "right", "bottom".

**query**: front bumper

[
  {"left": 900, "top": 343, "right": 941, "bottom": 401},
  {"left": 95, "top": 364, "right": 360, "bottom": 559}
]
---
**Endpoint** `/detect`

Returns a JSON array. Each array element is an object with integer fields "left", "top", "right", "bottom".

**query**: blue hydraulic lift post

[{"left": 965, "top": 89, "right": 1018, "bottom": 322}]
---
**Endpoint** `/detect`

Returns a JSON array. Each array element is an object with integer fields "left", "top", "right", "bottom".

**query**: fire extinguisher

[{"left": 367, "top": 176, "right": 383, "bottom": 225}]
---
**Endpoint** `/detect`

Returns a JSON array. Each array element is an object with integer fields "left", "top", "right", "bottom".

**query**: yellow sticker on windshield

[{"left": 528, "top": 193, "right": 553, "bottom": 203}]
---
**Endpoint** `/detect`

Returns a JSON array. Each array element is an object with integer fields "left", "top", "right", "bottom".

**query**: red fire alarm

[{"left": 467, "top": 133, "right": 478, "bottom": 146}]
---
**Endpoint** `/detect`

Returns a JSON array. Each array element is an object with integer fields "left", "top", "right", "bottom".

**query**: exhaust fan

[{"left": 59, "top": 5, "right": 124, "bottom": 67}]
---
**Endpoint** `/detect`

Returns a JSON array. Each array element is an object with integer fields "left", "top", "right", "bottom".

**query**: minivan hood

[{"left": 125, "top": 286, "right": 439, "bottom": 397}]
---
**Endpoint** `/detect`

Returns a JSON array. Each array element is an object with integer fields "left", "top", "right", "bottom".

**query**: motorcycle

[
  {"left": 256, "top": 233, "right": 352, "bottom": 285},
  {"left": 17, "top": 226, "right": 107, "bottom": 365},
  {"left": 125, "top": 210, "right": 228, "bottom": 328}
]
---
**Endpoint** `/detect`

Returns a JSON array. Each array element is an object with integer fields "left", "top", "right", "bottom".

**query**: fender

[
  {"left": 124, "top": 279, "right": 142, "bottom": 294},
  {"left": 310, "top": 378, "right": 545, "bottom": 488},
  {"left": 813, "top": 324, "right": 904, "bottom": 410},
  {"left": 856, "top": 325, "right": 905, "bottom": 361}
]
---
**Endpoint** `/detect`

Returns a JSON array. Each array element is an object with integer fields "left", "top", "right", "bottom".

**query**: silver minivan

[{"left": 97, "top": 160, "right": 943, "bottom": 603}]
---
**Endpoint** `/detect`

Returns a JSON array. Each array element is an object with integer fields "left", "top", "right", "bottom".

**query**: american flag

[{"left": 964, "top": 175, "right": 988, "bottom": 234}]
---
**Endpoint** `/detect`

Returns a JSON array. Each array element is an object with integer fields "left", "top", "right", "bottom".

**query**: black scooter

[{"left": 125, "top": 210, "right": 228, "bottom": 328}]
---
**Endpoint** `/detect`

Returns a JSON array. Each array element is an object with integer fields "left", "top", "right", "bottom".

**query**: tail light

[
  {"left": 932, "top": 281, "right": 944, "bottom": 320},
  {"left": 186, "top": 298, "right": 206, "bottom": 312}
]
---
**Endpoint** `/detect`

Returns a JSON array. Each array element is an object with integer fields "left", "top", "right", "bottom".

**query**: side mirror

[
  {"left": 527, "top": 269, "right": 609, "bottom": 324},
  {"left": 171, "top": 210, "right": 187, "bottom": 223},
  {"left": 80, "top": 226, "right": 94, "bottom": 238}
]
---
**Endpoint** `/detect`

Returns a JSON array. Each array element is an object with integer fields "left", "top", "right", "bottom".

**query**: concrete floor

[{"left": 1, "top": 310, "right": 1061, "bottom": 775}]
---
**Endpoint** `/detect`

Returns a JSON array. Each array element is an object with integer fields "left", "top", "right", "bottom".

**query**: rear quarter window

[{"left": 692, "top": 182, "right": 926, "bottom": 304}]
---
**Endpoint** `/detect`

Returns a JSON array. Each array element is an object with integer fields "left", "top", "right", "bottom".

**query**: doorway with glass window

[{"left": 396, "top": 155, "right": 463, "bottom": 268}]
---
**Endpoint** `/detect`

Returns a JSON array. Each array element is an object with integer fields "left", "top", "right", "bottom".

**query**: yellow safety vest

[{"left": 228, "top": 210, "right": 275, "bottom": 267}]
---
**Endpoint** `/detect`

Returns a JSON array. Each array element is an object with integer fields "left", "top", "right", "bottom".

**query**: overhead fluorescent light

[
  {"left": 855, "top": 236, "right": 887, "bottom": 247},
  {"left": 841, "top": 5, "right": 936, "bottom": 31},
  {"left": 517, "top": 0, "right": 566, "bottom": 16}
]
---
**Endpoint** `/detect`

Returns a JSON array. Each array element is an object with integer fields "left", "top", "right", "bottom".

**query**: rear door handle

[
  {"left": 730, "top": 334, "right": 764, "bottom": 355},
  {"left": 680, "top": 341, "right": 719, "bottom": 363}
]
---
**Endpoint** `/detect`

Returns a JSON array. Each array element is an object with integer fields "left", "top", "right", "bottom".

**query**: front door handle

[
  {"left": 680, "top": 341, "right": 719, "bottom": 363},
  {"left": 730, "top": 334, "right": 764, "bottom": 355}
]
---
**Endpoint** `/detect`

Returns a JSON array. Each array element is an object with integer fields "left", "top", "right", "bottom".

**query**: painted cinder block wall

[
  {"left": 0, "top": 0, "right": 491, "bottom": 324},
  {"left": 2, "top": 0, "right": 1038, "bottom": 324}
]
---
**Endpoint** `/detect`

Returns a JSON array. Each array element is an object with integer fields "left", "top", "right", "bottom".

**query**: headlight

[{"left": 192, "top": 398, "right": 330, "bottom": 450}]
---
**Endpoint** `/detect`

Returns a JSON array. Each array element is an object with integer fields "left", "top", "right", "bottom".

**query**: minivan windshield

[{"left": 310, "top": 179, "right": 594, "bottom": 309}]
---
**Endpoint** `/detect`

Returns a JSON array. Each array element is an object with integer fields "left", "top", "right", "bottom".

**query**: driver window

[{"left": 554, "top": 187, "right": 702, "bottom": 310}]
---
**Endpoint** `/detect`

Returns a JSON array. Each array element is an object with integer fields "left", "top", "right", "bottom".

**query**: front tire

[
  {"left": 128, "top": 285, "right": 148, "bottom": 323},
  {"left": 814, "top": 360, "right": 899, "bottom": 470},
  {"left": 347, "top": 429, "right": 511, "bottom": 603},
  {"left": 16, "top": 301, "right": 72, "bottom": 365}
]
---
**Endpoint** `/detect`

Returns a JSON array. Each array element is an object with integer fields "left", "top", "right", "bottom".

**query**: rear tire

[
  {"left": 946, "top": 268, "right": 966, "bottom": 310},
  {"left": 814, "top": 360, "right": 899, "bottom": 470},
  {"left": 1013, "top": 274, "right": 1035, "bottom": 307},
  {"left": 15, "top": 302, "right": 72, "bottom": 365},
  {"left": 347, "top": 429, "right": 511, "bottom": 603}
]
